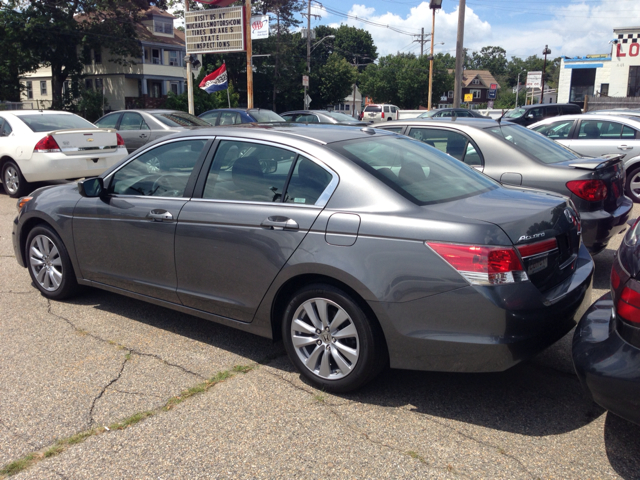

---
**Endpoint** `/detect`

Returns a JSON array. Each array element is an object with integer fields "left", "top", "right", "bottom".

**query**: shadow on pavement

[
  {"left": 592, "top": 248, "right": 616, "bottom": 291},
  {"left": 604, "top": 412, "right": 640, "bottom": 479}
]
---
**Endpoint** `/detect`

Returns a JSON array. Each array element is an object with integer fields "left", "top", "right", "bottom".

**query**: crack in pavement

[
  {"left": 88, "top": 352, "right": 130, "bottom": 428},
  {"left": 111, "top": 389, "right": 165, "bottom": 399},
  {"left": 268, "top": 369, "right": 533, "bottom": 479},
  {"left": 0, "top": 290, "right": 37, "bottom": 295},
  {"left": 45, "top": 299, "right": 206, "bottom": 380}
]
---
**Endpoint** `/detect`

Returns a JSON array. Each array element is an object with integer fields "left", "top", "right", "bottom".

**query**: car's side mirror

[
  {"left": 526, "top": 113, "right": 534, "bottom": 119},
  {"left": 78, "top": 177, "right": 104, "bottom": 197}
]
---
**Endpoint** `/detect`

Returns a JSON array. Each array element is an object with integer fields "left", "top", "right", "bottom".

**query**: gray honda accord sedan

[{"left": 12, "top": 124, "right": 593, "bottom": 392}]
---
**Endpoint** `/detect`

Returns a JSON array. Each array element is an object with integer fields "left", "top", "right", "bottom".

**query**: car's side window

[
  {"left": 532, "top": 120, "right": 574, "bottom": 139},
  {"left": 384, "top": 106, "right": 390, "bottom": 113},
  {"left": 407, "top": 127, "right": 483, "bottom": 167},
  {"left": 110, "top": 139, "right": 207, "bottom": 197},
  {"left": 0, "top": 118, "right": 11, "bottom": 137},
  {"left": 622, "top": 126, "right": 637, "bottom": 139},
  {"left": 579, "top": 120, "right": 624, "bottom": 139},
  {"left": 383, "top": 127, "right": 404, "bottom": 133},
  {"left": 281, "top": 115, "right": 295, "bottom": 123},
  {"left": 529, "top": 108, "right": 544, "bottom": 120},
  {"left": 95, "top": 114, "right": 120, "bottom": 129},
  {"left": 119, "top": 112, "right": 146, "bottom": 131},
  {"left": 283, "top": 156, "right": 333, "bottom": 205},
  {"left": 219, "top": 112, "right": 240, "bottom": 125},
  {"left": 203, "top": 140, "right": 296, "bottom": 202},
  {"left": 200, "top": 112, "right": 220, "bottom": 125}
]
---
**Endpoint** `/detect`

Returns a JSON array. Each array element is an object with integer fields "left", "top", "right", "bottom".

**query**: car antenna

[{"left": 497, "top": 108, "right": 507, "bottom": 125}]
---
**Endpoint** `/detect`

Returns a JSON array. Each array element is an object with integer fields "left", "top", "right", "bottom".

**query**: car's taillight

[
  {"left": 566, "top": 180, "right": 607, "bottom": 202},
  {"left": 116, "top": 133, "right": 126, "bottom": 148},
  {"left": 427, "top": 242, "right": 528, "bottom": 285},
  {"left": 617, "top": 280, "right": 640, "bottom": 324},
  {"left": 33, "top": 135, "right": 61, "bottom": 153},
  {"left": 381, "top": 111, "right": 385, "bottom": 119},
  {"left": 516, "top": 238, "right": 558, "bottom": 258}
]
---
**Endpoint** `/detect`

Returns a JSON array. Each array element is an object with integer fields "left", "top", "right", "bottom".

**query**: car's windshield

[
  {"left": 327, "top": 135, "right": 497, "bottom": 205},
  {"left": 18, "top": 114, "right": 96, "bottom": 132},
  {"left": 325, "top": 112, "right": 358, "bottom": 122},
  {"left": 249, "top": 110, "right": 285, "bottom": 122},
  {"left": 153, "top": 112, "right": 210, "bottom": 127},
  {"left": 505, "top": 108, "right": 526, "bottom": 119},
  {"left": 486, "top": 124, "right": 580, "bottom": 164}
]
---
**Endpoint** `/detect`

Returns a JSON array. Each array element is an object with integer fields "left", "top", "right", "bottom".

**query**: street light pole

[
  {"left": 453, "top": 0, "right": 465, "bottom": 108},
  {"left": 427, "top": 0, "right": 442, "bottom": 111},
  {"left": 305, "top": 0, "right": 311, "bottom": 109},
  {"left": 540, "top": 45, "right": 551, "bottom": 104},
  {"left": 515, "top": 71, "right": 521, "bottom": 108}
]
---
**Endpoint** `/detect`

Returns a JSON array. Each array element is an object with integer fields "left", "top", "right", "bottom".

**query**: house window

[
  {"left": 448, "top": 90, "right": 454, "bottom": 98},
  {"left": 152, "top": 49, "right": 161, "bottom": 65},
  {"left": 26, "top": 81, "right": 33, "bottom": 99},
  {"left": 85, "top": 78, "right": 94, "bottom": 90},
  {"left": 170, "top": 82, "right": 179, "bottom": 94},
  {"left": 628, "top": 67, "right": 640, "bottom": 97},
  {"left": 154, "top": 19, "right": 173, "bottom": 34},
  {"left": 470, "top": 89, "right": 482, "bottom": 99},
  {"left": 168, "top": 51, "right": 180, "bottom": 66},
  {"left": 600, "top": 84, "right": 609, "bottom": 96},
  {"left": 94, "top": 49, "right": 101, "bottom": 64},
  {"left": 95, "top": 78, "right": 103, "bottom": 92},
  {"left": 40, "top": 81, "right": 47, "bottom": 95},
  {"left": 471, "top": 78, "right": 481, "bottom": 85}
]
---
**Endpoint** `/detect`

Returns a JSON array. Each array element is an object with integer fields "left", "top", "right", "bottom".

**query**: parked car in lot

[
  {"left": 198, "top": 108, "right": 285, "bottom": 126},
  {"left": 378, "top": 118, "right": 632, "bottom": 254},
  {"left": 13, "top": 124, "right": 593, "bottom": 392},
  {"left": 573, "top": 217, "right": 640, "bottom": 427},
  {"left": 280, "top": 110, "right": 368, "bottom": 126},
  {"left": 530, "top": 114, "right": 640, "bottom": 202},
  {"left": 502, "top": 103, "right": 582, "bottom": 127},
  {"left": 585, "top": 108, "right": 640, "bottom": 118},
  {"left": 418, "top": 108, "right": 486, "bottom": 119},
  {"left": 95, "top": 109, "right": 210, "bottom": 154},
  {"left": 0, "top": 110, "right": 128, "bottom": 198},
  {"left": 359, "top": 104, "right": 399, "bottom": 123}
]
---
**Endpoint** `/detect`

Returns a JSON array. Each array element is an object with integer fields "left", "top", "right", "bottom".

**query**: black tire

[
  {"left": 2, "top": 160, "right": 28, "bottom": 198},
  {"left": 25, "top": 225, "right": 80, "bottom": 300},
  {"left": 625, "top": 165, "right": 640, "bottom": 203},
  {"left": 282, "top": 284, "right": 387, "bottom": 393}
]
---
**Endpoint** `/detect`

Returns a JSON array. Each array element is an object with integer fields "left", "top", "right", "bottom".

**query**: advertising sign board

[
  {"left": 185, "top": 7, "right": 246, "bottom": 54},
  {"left": 464, "top": 93, "right": 473, "bottom": 102},
  {"left": 302, "top": 75, "right": 309, "bottom": 87},
  {"left": 526, "top": 71, "right": 542, "bottom": 89},
  {"left": 251, "top": 15, "right": 269, "bottom": 40}
]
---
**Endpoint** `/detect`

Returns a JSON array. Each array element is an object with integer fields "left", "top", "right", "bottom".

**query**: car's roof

[
  {"left": 8, "top": 110, "right": 80, "bottom": 117},
  {"left": 104, "top": 109, "right": 185, "bottom": 115},
  {"left": 165, "top": 123, "right": 395, "bottom": 144},
  {"left": 281, "top": 110, "right": 332, "bottom": 114},
  {"left": 388, "top": 118, "right": 499, "bottom": 128},
  {"left": 531, "top": 114, "right": 640, "bottom": 125},
  {"left": 517, "top": 103, "right": 580, "bottom": 109}
]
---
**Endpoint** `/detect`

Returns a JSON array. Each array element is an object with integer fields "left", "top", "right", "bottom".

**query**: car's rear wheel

[
  {"left": 625, "top": 165, "right": 640, "bottom": 203},
  {"left": 282, "top": 284, "right": 386, "bottom": 392},
  {"left": 2, "top": 161, "right": 28, "bottom": 198},
  {"left": 26, "top": 225, "right": 80, "bottom": 300}
]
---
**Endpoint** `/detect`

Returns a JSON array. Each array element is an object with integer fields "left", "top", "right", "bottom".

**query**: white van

[{"left": 360, "top": 104, "right": 399, "bottom": 123}]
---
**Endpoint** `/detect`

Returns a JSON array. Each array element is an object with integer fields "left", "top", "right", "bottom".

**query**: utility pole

[
  {"left": 427, "top": 0, "right": 442, "bottom": 111},
  {"left": 413, "top": 28, "right": 430, "bottom": 58},
  {"left": 515, "top": 71, "right": 521, "bottom": 108},
  {"left": 185, "top": 0, "right": 194, "bottom": 115},
  {"left": 303, "top": 0, "right": 320, "bottom": 109},
  {"left": 453, "top": 0, "right": 465, "bottom": 108},
  {"left": 540, "top": 45, "right": 551, "bottom": 105},
  {"left": 245, "top": 0, "right": 253, "bottom": 108}
]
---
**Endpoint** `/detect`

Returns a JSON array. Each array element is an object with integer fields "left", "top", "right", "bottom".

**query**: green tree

[
  {"left": 467, "top": 46, "right": 507, "bottom": 77},
  {"left": 76, "top": 88, "right": 110, "bottom": 122},
  {"left": 314, "top": 53, "right": 357, "bottom": 106},
  {"left": 3, "top": 0, "right": 167, "bottom": 109}
]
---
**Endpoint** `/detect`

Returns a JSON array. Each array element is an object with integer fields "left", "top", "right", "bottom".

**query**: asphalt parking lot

[{"left": 1, "top": 187, "right": 639, "bottom": 479}]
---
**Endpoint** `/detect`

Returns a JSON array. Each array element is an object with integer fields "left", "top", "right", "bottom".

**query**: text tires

[
  {"left": 282, "top": 284, "right": 387, "bottom": 392},
  {"left": 26, "top": 225, "right": 79, "bottom": 300},
  {"left": 625, "top": 165, "right": 640, "bottom": 203},
  {"left": 2, "top": 161, "right": 28, "bottom": 198}
]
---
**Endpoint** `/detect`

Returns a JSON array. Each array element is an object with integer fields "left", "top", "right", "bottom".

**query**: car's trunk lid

[
  {"left": 50, "top": 129, "right": 118, "bottom": 156},
  {"left": 427, "top": 187, "right": 582, "bottom": 291}
]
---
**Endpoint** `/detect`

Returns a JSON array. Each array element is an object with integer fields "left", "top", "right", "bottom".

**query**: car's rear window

[
  {"left": 325, "top": 112, "right": 358, "bottom": 122},
  {"left": 486, "top": 124, "right": 580, "bottom": 164},
  {"left": 248, "top": 110, "right": 285, "bottom": 122},
  {"left": 18, "top": 114, "right": 96, "bottom": 132},
  {"left": 153, "top": 112, "right": 210, "bottom": 127},
  {"left": 364, "top": 106, "right": 382, "bottom": 112},
  {"left": 328, "top": 135, "right": 497, "bottom": 205}
]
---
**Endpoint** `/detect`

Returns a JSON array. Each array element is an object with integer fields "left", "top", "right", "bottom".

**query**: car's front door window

[
  {"left": 532, "top": 120, "right": 574, "bottom": 139},
  {"left": 110, "top": 139, "right": 207, "bottom": 197},
  {"left": 95, "top": 113, "right": 120, "bottom": 129},
  {"left": 203, "top": 140, "right": 296, "bottom": 202}
]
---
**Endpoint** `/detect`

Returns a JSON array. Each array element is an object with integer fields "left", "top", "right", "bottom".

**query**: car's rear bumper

[
  {"left": 580, "top": 197, "right": 632, "bottom": 253},
  {"left": 572, "top": 293, "right": 640, "bottom": 426},
  {"left": 372, "top": 243, "right": 594, "bottom": 372},
  {"left": 19, "top": 150, "right": 127, "bottom": 183}
]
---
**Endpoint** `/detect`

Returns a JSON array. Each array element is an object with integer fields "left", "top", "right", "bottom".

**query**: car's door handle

[
  {"left": 618, "top": 144, "right": 633, "bottom": 150},
  {"left": 140, "top": 134, "right": 148, "bottom": 138},
  {"left": 260, "top": 216, "right": 299, "bottom": 231},
  {"left": 148, "top": 209, "right": 173, "bottom": 222}
]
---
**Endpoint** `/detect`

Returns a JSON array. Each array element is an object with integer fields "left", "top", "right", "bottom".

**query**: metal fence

[{"left": 584, "top": 96, "right": 640, "bottom": 111}]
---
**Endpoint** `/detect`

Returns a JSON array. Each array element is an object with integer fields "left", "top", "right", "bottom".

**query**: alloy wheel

[
  {"left": 29, "top": 234, "right": 63, "bottom": 292},
  {"left": 3, "top": 165, "right": 20, "bottom": 195},
  {"left": 290, "top": 297, "right": 360, "bottom": 380},
  {"left": 629, "top": 170, "right": 640, "bottom": 201}
]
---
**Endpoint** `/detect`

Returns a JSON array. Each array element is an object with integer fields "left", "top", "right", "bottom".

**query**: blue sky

[{"left": 303, "top": 0, "right": 638, "bottom": 60}]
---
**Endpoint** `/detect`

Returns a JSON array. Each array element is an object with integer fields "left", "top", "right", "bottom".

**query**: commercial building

[{"left": 21, "top": 7, "right": 195, "bottom": 111}]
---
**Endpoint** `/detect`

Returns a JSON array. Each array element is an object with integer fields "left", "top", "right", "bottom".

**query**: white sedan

[{"left": 0, "top": 110, "right": 128, "bottom": 197}]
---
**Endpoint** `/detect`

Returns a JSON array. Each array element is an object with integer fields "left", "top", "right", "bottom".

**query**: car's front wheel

[
  {"left": 625, "top": 165, "right": 640, "bottom": 203},
  {"left": 282, "top": 284, "right": 387, "bottom": 392},
  {"left": 26, "top": 225, "right": 80, "bottom": 300},
  {"left": 2, "top": 160, "right": 28, "bottom": 198}
]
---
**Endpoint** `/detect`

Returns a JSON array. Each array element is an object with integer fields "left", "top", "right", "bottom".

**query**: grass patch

[
  {"left": 313, "top": 393, "right": 326, "bottom": 403},
  {"left": 0, "top": 363, "right": 258, "bottom": 477},
  {"left": 407, "top": 451, "right": 427, "bottom": 464}
]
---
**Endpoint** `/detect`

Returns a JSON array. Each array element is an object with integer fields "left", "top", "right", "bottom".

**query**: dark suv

[{"left": 503, "top": 103, "right": 582, "bottom": 127}]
